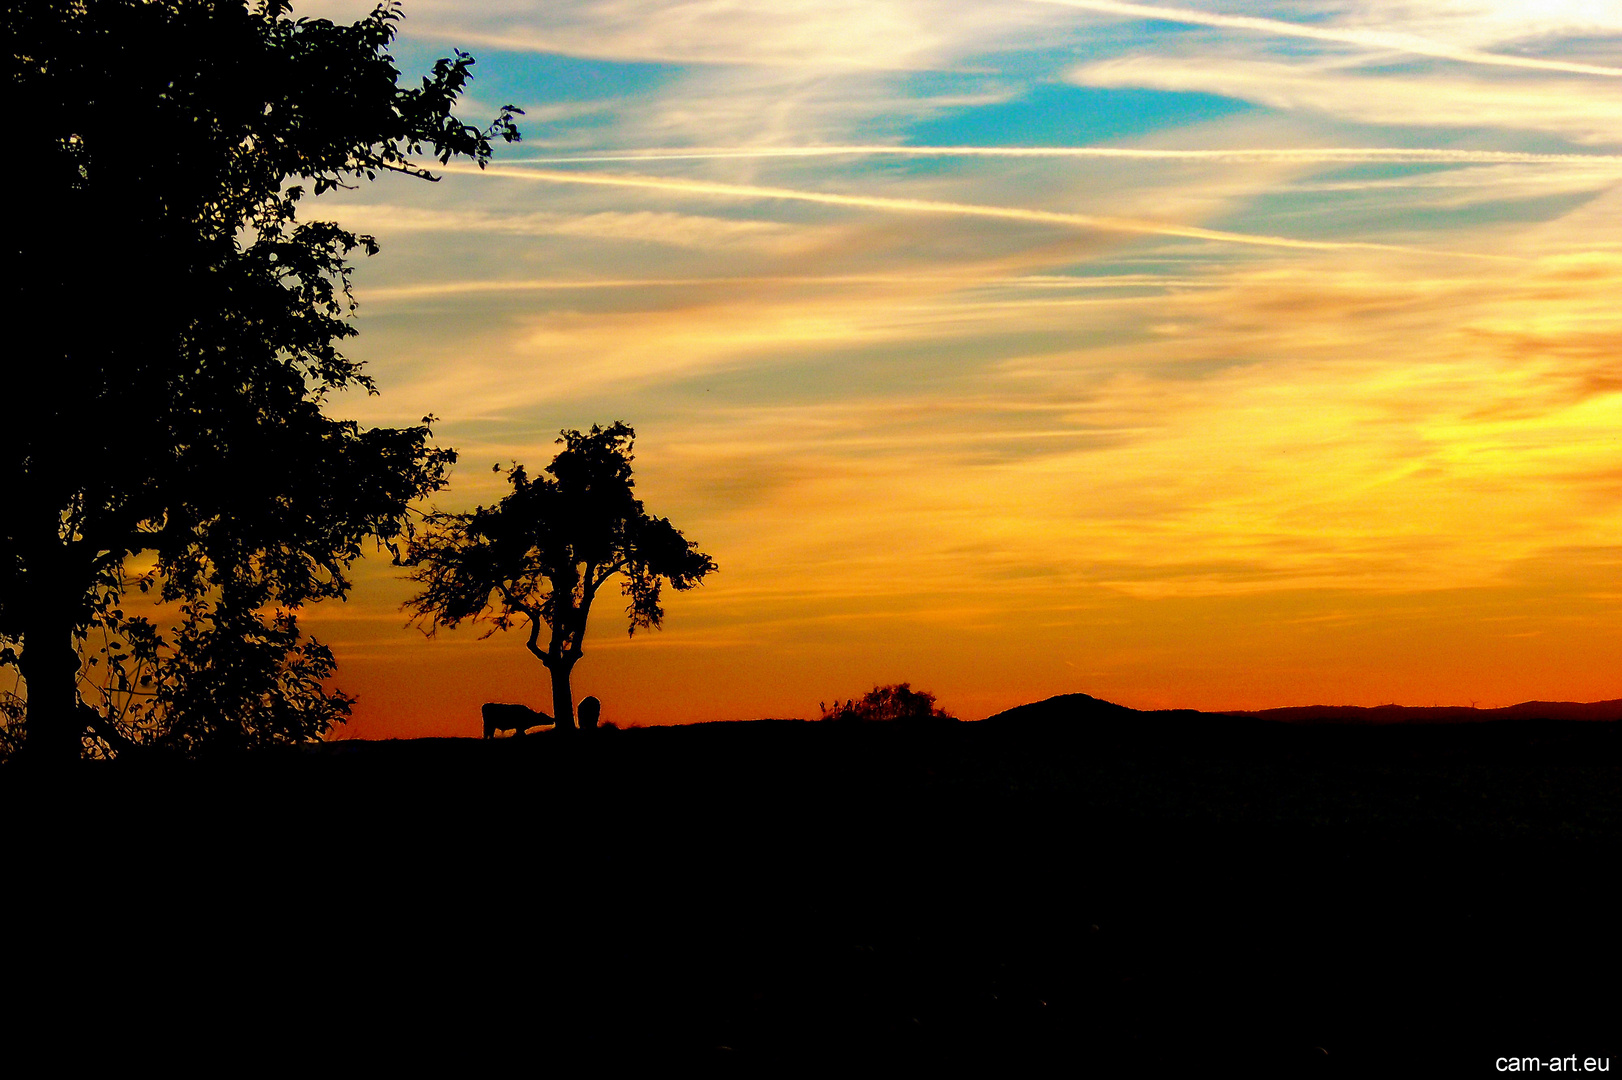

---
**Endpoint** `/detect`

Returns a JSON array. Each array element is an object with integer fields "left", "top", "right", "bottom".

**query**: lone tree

[
  {"left": 1, "top": 0, "right": 520, "bottom": 761},
  {"left": 820, "top": 684, "right": 957, "bottom": 724},
  {"left": 404, "top": 424, "right": 716, "bottom": 731}
]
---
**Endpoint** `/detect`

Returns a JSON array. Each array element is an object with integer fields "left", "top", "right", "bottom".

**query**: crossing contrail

[
  {"left": 1030, "top": 0, "right": 1622, "bottom": 78},
  {"left": 445, "top": 162, "right": 1518, "bottom": 259}
]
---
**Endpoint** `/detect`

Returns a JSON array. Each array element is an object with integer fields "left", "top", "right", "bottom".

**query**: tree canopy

[
  {"left": 1, "top": 0, "right": 520, "bottom": 761},
  {"left": 820, "top": 684, "right": 957, "bottom": 725},
  {"left": 404, "top": 424, "right": 717, "bottom": 731}
]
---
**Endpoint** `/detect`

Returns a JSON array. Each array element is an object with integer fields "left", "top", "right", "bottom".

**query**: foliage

[
  {"left": 404, "top": 424, "right": 716, "bottom": 730},
  {"left": 82, "top": 580, "right": 355, "bottom": 757},
  {"left": 820, "top": 684, "right": 957, "bottom": 724},
  {"left": 1, "top": 0, "right": 520, "bottom": 760}
]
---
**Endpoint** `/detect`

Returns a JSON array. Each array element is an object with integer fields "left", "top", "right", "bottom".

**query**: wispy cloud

[
  {"left": 326, "top": 204, "right": 807, "bottom": 251},
  {"left": 361, "top": 273, "right": 1195, "bottom": 302},
  {"left": 1069, "top": 55, "right": 1622, "bottom": 142},
  {"left": 1287, "top": 162, "right": 1622, "bottom": 208},
  {"left": 447, "top": 162, "right": 1513, "bottom": 257},
  {"left": 302, "top": 0, "right": 1057, "bottom": 71},
  {"left": 1032, "top": 0, "right": 1622, "bottom": 77},
  {"left": 284, "top": 1, "right": 1622, "bottom": 728},
  {"left": 509, "top": 146, "right": 1622, "bottom": 167}
]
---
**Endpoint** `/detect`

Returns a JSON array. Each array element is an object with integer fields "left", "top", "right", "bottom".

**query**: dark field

[{"left": 9, "top": 695, "right": 1618, "bottom": 1072}]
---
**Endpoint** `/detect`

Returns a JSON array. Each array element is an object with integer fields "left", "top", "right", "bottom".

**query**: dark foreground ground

[{"left": 7, "top": 695, "right": 1618, "bottom": 1073}]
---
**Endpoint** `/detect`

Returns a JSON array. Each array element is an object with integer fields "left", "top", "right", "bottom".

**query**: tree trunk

[
  {"left": 17, "top": 607, "right": 86, "bottom": 764},
  {"left": 12, "top": 496, "right": 91, "bottom": 764},
  {"left": 550, "top": 658, "right": 576, "bottom": 732}
]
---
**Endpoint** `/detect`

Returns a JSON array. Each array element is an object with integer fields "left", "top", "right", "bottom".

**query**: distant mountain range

[
  {"left": 984, "top": 692, "right": 1622, "bottom": 726},
  {"left": 1222, "top": 699, "right": 1622, "bottom": 724}
]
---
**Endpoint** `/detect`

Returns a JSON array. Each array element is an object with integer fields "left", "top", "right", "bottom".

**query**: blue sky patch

[{"left": 906, "top": 83, "right": 1258, "bottom": 147}]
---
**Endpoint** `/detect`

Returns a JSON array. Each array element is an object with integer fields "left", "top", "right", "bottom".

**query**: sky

[{"left": 277, "top": 0, "right": 1622, "bottom": 736}]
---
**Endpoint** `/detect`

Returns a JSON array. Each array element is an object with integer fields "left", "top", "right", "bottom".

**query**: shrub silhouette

[{"left": 820, "top": 684, "right": 956, "bottom": 724}]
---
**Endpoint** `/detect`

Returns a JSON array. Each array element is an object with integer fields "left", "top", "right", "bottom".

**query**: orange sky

[{"left": 246, "top": 0, "right": 1622, "bottom": 737}]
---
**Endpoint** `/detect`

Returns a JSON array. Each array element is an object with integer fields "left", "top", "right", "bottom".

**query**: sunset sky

[{"left": 278, "top": 0, "right": 1622, "bottom": 737}]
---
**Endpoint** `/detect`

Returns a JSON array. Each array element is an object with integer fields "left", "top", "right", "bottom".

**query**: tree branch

[
  {"left": 592, "top": 557, "right": 626, "bottom": 589},
  {"left": 79, "top": 703, "right": 148, "bottom": 759},
  {"left": 524, "top": 607, "right": 549, "bottom": 665}
]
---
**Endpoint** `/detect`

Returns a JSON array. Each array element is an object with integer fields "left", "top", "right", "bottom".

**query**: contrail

[
  {"left": 506, "top": 146, "right": 1622, "bottom": 167},
  {"left": 364, "top": 274, "right": 1207, "bottom": 301},
  {"left": 1030, "top": 0, "right": 1622, "bottom": 78},
  {"left": 445, "top": 162, "right": 1515, "bottom": 259},
  {"left": 364, "top": 275, "right": 986, "bottom": 299}
]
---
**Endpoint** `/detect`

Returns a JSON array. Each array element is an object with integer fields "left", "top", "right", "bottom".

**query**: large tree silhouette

[
  {"left": 404, "top": 424, "right": 717, "bottom": 731},
  {"left": 1, "top": 0, "right": 520, "bottom": 761}
]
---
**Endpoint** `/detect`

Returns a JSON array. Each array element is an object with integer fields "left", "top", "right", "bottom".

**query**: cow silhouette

[{"left": 482, "top": 702, "right": 553, "bottom": 739}]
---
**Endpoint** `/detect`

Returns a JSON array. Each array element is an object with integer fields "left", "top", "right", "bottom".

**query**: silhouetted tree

[
  {"left": 1, "top": 0, "right": 520, "bottom": 761},
  {"left": 404, "top": 424, "right": 716, "bottom": 731},
  {"left": 77, "top": 577, "right": 359, "bottom": 757},
  {"left": 820, "top": 684, "right": 956, "bottom": 724}
]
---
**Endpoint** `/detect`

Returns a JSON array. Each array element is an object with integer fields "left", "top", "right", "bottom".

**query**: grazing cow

[{"left": 482, "top": 702, "right": 553, "bottom": 739}]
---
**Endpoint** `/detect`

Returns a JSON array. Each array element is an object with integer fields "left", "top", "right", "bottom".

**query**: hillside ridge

[{"left": 981, "top": 692, "right": 1622, "bottom": 726}]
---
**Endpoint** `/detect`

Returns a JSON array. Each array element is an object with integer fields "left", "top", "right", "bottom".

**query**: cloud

[
  {"left": 300, "top": 0, "right": 1622, "bottom": 73},
  {"left": 1031, "top": 0, "right": 1622, "bottom": 77},
  {"left": 445, "top": 161, "right": 1509, "bottom": 257},
  {"left": 293, "top": 1, "right": 1622, "bottom": 167},
  {"left": 1347, "top": 1, "right": 1622, "bottom": 46},
  {"left": 427, "top": 0, "right": 1053, "bottom": 71},
  {"left": 279, "top": 0, "right": 1622, "bottom": 727},
  {"left": 1068, "top": 55, "right": 1622, "bottom": 143},
  {"left": 1287, "top": 162, "right": 1622, "bottom": 208},
  {"left": 367, "top": 230, "right": 1622, "bottom": 602},
  {"left": 324, "top": 204, "right": 808, "bottom": 251},
  {"left": 359, "top": 272, "right": 1193, "bottom": 303},
  {"left": 510, "top": 145, "right": 1622, "bottom": 167}
]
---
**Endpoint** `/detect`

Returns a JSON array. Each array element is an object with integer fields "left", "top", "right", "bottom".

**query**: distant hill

[
  {"left": 1225, "top": 698, "right": 1622, "bottom": 724},
  {"left": 978, "top": 692, "right": 1140, "bottom": 726},
  {"left": 982, "top": 692, "right": 1622, "bottom": 726}
]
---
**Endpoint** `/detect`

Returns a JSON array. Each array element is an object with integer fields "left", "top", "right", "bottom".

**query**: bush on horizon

[{"left": 819, "top": 684, "right": 957, "bottom": 724}]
